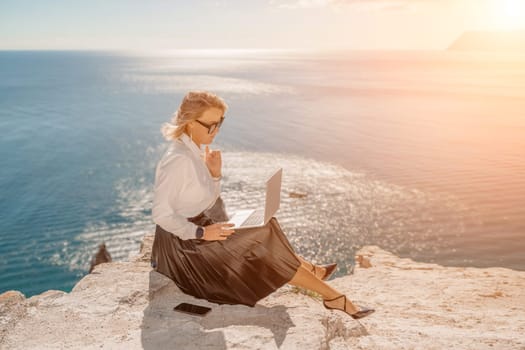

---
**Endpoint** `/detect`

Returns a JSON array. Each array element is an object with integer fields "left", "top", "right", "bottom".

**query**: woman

[{"left": 150, "top": 91, "right": 374, "bottom": 319}]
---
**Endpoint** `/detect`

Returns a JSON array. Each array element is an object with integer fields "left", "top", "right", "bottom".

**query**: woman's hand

[
  {"left": 203, "top": 222, "right": 236, "bottom": 241},
  {"left": 204, "top": 145, "right": 222, "bottom": 178}
]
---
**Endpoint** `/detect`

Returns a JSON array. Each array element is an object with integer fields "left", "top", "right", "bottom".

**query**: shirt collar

[{"left": 178, "top": 132, "right": 203, "bottom": 160}]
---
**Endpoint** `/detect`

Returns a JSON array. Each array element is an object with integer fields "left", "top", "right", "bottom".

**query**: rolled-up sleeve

[{"left": 208, "top": 175, "right": 222, "bottom": 209}]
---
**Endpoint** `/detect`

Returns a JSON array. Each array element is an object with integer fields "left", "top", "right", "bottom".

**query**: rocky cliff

[
  {"left": 448, "top": 30, "right": 525, "bottom": 53},
  {"left": 1, "top": 233, "right": 524, "bottom": 349}
]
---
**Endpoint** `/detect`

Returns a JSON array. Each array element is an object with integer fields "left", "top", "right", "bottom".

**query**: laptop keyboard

[{"left": 241, "top": 209, "right": 265, "bottom": 226}]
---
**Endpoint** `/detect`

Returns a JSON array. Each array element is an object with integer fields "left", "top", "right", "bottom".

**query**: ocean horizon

[{"left": 1, "top": 49, "right": 524, "bottom": 298}]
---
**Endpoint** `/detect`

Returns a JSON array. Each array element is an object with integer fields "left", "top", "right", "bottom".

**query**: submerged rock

[
  {"left": 88, "top": 242, "right": 112, "bottom": 274},
  {"left": 289, "top": 191, "right": 308, "bottom": 198}
]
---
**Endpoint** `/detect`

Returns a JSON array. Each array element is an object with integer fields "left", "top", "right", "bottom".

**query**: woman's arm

[
  {"left": 152, "top": 154, "right": 217, "bottom": 240},
  {"left": 152, "top": 211, "right": 198, "bottom": 240}
]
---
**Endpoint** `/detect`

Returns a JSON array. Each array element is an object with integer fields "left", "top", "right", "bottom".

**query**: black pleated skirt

[{"left": 150, "top": 197, "right": 301, "bottom": 307}]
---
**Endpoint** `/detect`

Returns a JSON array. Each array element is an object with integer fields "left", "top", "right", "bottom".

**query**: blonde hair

[{"left": 161, "top": 91, "right": 228, "bottom": 141}]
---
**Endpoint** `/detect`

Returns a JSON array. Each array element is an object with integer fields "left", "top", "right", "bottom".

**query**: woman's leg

[
  {"left": 287, "top": 264, "right": 359, "bottom": 314},
  {"left": 294, "top": 254, "right": 326, "bottom": 276}
]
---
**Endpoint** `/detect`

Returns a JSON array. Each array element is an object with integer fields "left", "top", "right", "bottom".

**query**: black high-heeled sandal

[
  {"left": 323, "top": 294, "right": 375, "bottom": 319},
  {"left": 310, "top": 263, "right": 338, "bottom": 280}
]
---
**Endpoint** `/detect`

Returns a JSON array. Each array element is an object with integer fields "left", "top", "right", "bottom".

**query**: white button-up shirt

[{"left": 152, "top": 132, "right": 221, "bottom": 240}]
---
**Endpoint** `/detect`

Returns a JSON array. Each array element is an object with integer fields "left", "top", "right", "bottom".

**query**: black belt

[
  {"left": 187, "top": 210, "right": 214, "bottom": 227},
  {"left": 187, "top": 211, "right": 207, "bottom": 222}
]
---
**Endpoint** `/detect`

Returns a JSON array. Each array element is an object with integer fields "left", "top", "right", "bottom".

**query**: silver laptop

[{"left": 227, "top": 168, "right": 282, "bottom": 228}]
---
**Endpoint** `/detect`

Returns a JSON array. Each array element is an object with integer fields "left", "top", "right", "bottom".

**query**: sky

[{"left": 1, "top": 0, "right": 524, "bottom": 51}]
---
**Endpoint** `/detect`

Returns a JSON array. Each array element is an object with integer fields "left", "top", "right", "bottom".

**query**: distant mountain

[{"left": 448, "top": 31, "right": 525, "bottom": 53}]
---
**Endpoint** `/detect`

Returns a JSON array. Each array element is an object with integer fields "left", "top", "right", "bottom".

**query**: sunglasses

[{"left": 194, "top": 115, "right": 225, "bottom": 135}]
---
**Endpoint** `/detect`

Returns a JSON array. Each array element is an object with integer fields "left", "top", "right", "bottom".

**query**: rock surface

[{"left": 1, "top": 233, "right": 524, "bottom": 349}]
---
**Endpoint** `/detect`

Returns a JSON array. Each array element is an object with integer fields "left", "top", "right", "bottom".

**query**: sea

[{"left": 1, "top": 49, "right": 524, "bottom": 298}]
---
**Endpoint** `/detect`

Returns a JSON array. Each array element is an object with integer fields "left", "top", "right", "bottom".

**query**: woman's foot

[
  {"left": 322, "top": 294, "right": 375, "bottom": 319},
  {"left": 310, "top": 263, "right": 338, "bottom": 280}
]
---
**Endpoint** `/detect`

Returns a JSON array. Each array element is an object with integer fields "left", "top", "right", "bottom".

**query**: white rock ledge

[{"left": 1, "top": 234, "right": 524, "bottom": 349}]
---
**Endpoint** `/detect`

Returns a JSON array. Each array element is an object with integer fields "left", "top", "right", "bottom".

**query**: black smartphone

[{"left": 173, "top": 302, "right": 212, "bottom": 316}]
